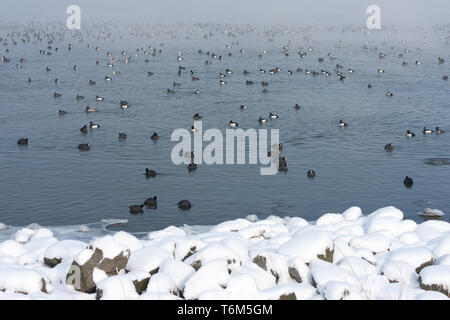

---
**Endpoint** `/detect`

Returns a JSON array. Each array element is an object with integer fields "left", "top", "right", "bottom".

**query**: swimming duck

[
  {"left": 58, "top": 110, "right": 67, "bottom": 115},
  {"left": 76, "top": 95, "right": 85, "bottom": 100},
  {"left": 403, "top": 176, "right": 413, "bottom": 188},
  {"left": 435, "top": 127, "right": 445, "bottom": 134},
  {"left": 338, "top": 120, "right": 348, "bottom": 127},
  {"left": 129, "top": 204, "right": 144, "bottom": 214},
  {"left": 54, "top": 92, "right": 61, "bottom": 98},
  {"left": 443, "top": 75, "right": 448, "bottom": 81},
  {"left": 269, "top": 113, "right": 279, "bottom": 119},
  {"left": 104, "top": 76, "right": 112, "bottom": 81},
  {"left": 423, "top": 127, "right": 433, "bottom": 134},
  {"left": 193, "top": 113, "right": 202, "bottom": 120},
  {"left": 144, "top": 196, "right": 158, "bottom": 209},
  {"left": 384, "top": 143, "right": 394, "bottom": 151},
  {"left": 151, "top": 132, "right": 159, "bottom": 140},
  {"left": 167, "top": 89, "right": 175, "bottom": 94},
  {"left": 278, "top": 157, "right": 288, "bottom": 171},
  {"left": 307, "top": 170, "right": 316, "bottom": 178},
  {"left": 294, "top": 104, "right": 301, "bottom": 110},
  {"left": 118, "top": 133, "right": 127, "bottom": 139},
  {"left": 240, "top": 105, "right": 247, "bottom": 110},
  {"left": 406, "top": 130, "right": 415, "bottom": 137},
  {"left": 229, "top": 120, "right": 238, "bottom": 128},
  {"left": 89, "top": 121, "right": 100, "bottom": 129},
  {"left": 17, "top": 138, "right": 28, "bottom": 145},
  {"left": 386, "top": 91, "right": 393, "bottom": 97},
  {"left": 78, "top": 143, "right": 90, "bottom": 151},
  {"left": 194, "top": 89, "right": 201, "bottom": 95},
  {"left": 120, "top": 100, "right": 128, "bottom": 109},
  {"left": 178, "top": 200, "right": 191, "bottom": 210},
  {"left": 145, "top": 168, "right": 157, "bottom": 178},
  {"left": 187, "top": 162, "right": 197, "bottom": 172},
  {"left": 86, "top": 107, "right": 97, "bottom": 113},
  {"left": 80, "top": 125, "right": 87, "bottom": 133},
  {"left": 368, "top": 83, "right": 372, "bottom": 88}
]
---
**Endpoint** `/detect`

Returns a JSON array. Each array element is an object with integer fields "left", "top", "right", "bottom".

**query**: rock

[
  {"left": 419, "top": 265, "right": 450, "bottom": 297},
  {"left": 126, "top": 246, "right": 171, "bottom": 275},
  {"left": 43, "top": 240, "right": 86, "bottom": 268},
  {"left": 279, "top": 292, "right": 297, "bottom": 300},
  {"left": 44, "top": 257, "right": 62, "bottom": 268},
  {"left": 317, "top": 247, "right": 334, "bottom": 263},
  {"left": 133, "top": 277, "right": 150, "bottom": 295},
  {"left": 253, "top": 255, "right": 267, "bottom": 271},
  {"left": 288, "top": 267, "right": 302, "bottom": 283},
  {"left": 279, "top": 230, "right": 334, "bottom": 263},
  {"left": 66, "top": 237, "right": 131, "bottom": 293}
]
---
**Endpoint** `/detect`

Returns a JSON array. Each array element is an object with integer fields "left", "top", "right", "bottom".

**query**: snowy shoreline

[{"left": 0, "top": 206, "right": 449, "bottom": 300}]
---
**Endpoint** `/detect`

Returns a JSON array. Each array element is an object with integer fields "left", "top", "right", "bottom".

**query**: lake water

[{"left": 0, "top": 23, "right": 449, "bottom": 234}]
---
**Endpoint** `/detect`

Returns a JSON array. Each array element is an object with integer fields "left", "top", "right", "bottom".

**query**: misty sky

[{"left": 0, "top": 0, "right": 449, "bottom": 26}]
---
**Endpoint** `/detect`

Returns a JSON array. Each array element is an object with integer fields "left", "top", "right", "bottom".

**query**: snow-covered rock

[
  {"left": 419, "top": 265, "right": 450, "bottom": 297},
  {"left": 183, "top": 259, "right": 230, "bottom": 299},
  {"left": 279, "top": 230, "right": 334, "bottom": 262},
  {"left": 126, "top": 246, "right": 171, "bottom": 274},
  {"left": 43, "top": 240, "right": 86, "bottom": 267},
  {"left": 0, "top": 205, "right": 449, "bottom": 300},
  {"left": 67, "top": 235, "right": 131, "bottom": 293}
]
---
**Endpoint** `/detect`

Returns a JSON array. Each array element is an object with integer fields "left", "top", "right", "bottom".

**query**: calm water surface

[{"left": 0, "top": 24, "right": 449, "bottom": 233}]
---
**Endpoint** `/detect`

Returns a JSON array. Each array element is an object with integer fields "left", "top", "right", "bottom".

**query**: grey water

[{"left": 1, "top": 23, "right": 449, "bottom": 234}]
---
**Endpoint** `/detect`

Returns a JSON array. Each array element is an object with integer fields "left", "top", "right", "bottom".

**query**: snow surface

[{"left": 0, "top": 206, "right": 449, "bottom": 299}]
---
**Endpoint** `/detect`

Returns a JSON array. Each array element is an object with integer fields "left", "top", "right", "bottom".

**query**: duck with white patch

[
  {"left": 229, "top": 121, "right": 238, "bottom": 128},
  {"left": 90, "top": 122, "right": 100, "bottom": 129},
  {"left": 423, "top": 127, "right": 433, "bottom": 134},
  {"left": 338, "top": 120, "right": 348, "bottom": 127}
]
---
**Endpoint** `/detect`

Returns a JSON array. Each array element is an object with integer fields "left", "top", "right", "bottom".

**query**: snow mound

[
  {"left": 0, "top": 205, "right": 449, "bottom": 300},
  {"left": 0, "top": 266, "right": 48, "bottom": 294},
  {"left": 126, "top": 246, "right": 171, "bottom": 274},
  {"left": 279, "top": 230, "right": 333, "bottom": 262},
  {"left": 419, "top": 265, "right": 450, "bottom": 297}
]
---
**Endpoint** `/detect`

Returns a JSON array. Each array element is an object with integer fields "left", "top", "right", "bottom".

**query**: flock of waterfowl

[{"left": 2, "top": 22, "right": 449, "bottom": 218}]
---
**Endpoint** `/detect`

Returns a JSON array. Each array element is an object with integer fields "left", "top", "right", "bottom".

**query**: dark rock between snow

[
  {"left": 279, "top": 292, "right": 297, "bottom": 300},
  {"left": 66, "top": 247, "right": 130, "bottom": 293},
  {"left": 252, "top": 255, "right": 267, "bottom": 271},
  {"left": 288, "top": 267, "right": 303, "bottom": 283},
  {"left": 317, "top": 247, "right": 334, "bottom": 263},
  {"left": 44, "top": 257, "right": 62, "bottom": 268}
]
